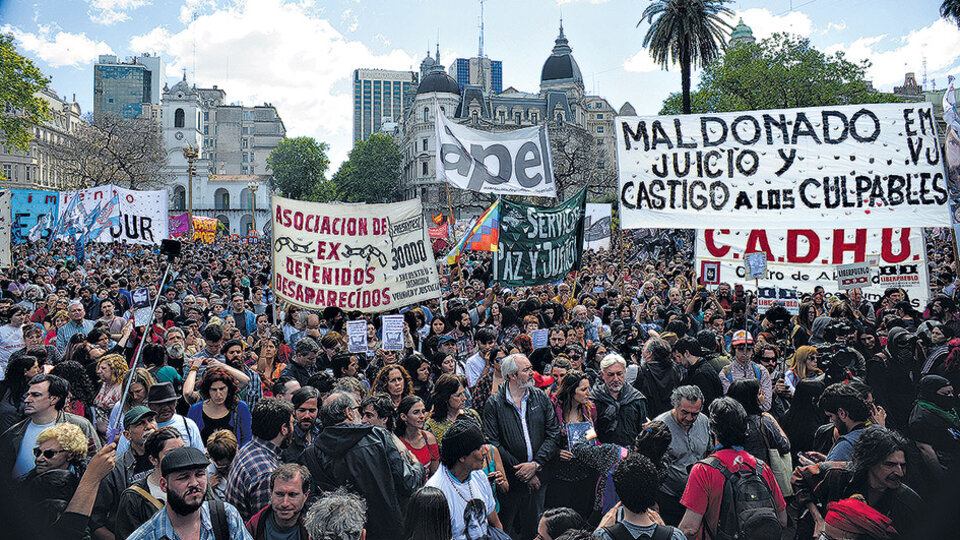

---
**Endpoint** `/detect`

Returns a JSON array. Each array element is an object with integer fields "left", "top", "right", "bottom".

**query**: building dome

[
  {"left": 416, "top": 70, "right": 462, "bottom": 96},
  {"left": 540, "top": 23, "right": 583, "bottom": 84},
  {"left": 729, "top": 19, "right": 756, "bottom": 46}
]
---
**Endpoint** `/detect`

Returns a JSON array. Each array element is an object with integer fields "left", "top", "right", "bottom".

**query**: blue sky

[{"left": 2, "top": 0, "right": 959, "bottom": 167}]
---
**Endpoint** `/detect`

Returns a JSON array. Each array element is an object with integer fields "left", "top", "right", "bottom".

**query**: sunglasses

[{"left": 33, "top": 448, "right": 68, "bottom": 459}]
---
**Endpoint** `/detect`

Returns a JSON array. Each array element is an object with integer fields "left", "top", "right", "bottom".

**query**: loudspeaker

[{"left": 160, "top": 239, "right": 182, "bottom": 261}]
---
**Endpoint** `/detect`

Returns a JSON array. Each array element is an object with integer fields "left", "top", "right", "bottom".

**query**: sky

[{"left": 2, "top": 0, "right": 960, "bottom": 169}]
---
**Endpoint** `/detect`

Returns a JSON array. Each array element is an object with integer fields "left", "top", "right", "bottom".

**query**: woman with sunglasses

[{"left": 29, "top": 422, "right": 89, "bottom": 479}]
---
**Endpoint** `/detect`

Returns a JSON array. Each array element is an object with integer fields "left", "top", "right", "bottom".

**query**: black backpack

[
  {"left": 701, "top": 455, "right": 782, "bottom": 540},
  {"left": 602, "top": 522, "right": 676, "bottom": 540}
]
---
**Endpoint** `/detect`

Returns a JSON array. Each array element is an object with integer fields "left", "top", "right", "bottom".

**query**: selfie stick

[{"left": 106, "top": 240, "right": 180, "bottom": 443}]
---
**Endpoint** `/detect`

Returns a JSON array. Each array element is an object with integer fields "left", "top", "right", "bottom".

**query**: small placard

[
  {"left": 381, "top": 315, "right": 405, "bottom": 351},
  {"left": 346, "top": 320, "right": 368, "bottom": 353}
]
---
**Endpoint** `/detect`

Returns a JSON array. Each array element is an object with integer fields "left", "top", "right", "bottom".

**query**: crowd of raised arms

[{"left": 0, "top": 229, "right": 958, "bottom": 540}]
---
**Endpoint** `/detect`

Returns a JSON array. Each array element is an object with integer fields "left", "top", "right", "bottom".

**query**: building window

[
  {"left": 25, "top": 167, "right": 30, "bottom": 182},
  {"left": 516, "top": 113, "right": 521, "bottom": 125},
  {"left": 174, "top": 108, "right": 185, "bottom": 128},
  {"left": 243, "top": 153, "right": 249, "bottom": 162},
  {"left": 597, "top": 113, "right": 604, "bottom": 119},
  {"left": 422, "top": 138, "right": 428, "bottom": 152},
  {"left": 423, "top": 108, "right": 429, "bottom": 122},
  {"left": 2, "top": 164, "right": 10, "bottom": 180},
  {"left": 596, "top": 126, "right": 605, "bottom": 133},
  {"left": 203, "top": 112, "right": 209, "bottom": 121},
  {"left": 422, "top": 162, "right": 428, "bottom": 176},
  {"left": 557, "top": 113, "right": 563, "bottom": 124},
  {"left": 531, "top": 113, "right": 538, "bottom": 124},
  {"left": 242, "top": 139, "right": 248, "bottom": 149},
  {"left": 498, "top": 110, "right": 505, "bottom": 123}
]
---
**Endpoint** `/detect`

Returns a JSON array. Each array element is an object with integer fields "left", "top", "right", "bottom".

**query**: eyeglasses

[
  {"left": 732, "top": 345, "right": 747, "bottom": 351},
  {"left": 33, "top": 448, "right": 68, "bottom": 459}
]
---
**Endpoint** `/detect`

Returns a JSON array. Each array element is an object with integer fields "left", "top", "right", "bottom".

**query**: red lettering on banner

[
  {"left": 744, "top": 230, "right": 775, "bottom": 262},
  {"left": 881, "top": 228, "right": 911, "bottom": 264},
  {"left": 832, "top": 229, "right": 867, "bottom": 264},
  {"left": 704, "top": 230, "right": 731, "bottom": 257},
  {"left": 787, "top": 230, "right": 819, "bottom": 263}
]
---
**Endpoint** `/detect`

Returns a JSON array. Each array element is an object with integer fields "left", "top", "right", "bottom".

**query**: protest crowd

[{"left": 0, "top": 224, "right": 958, "bottom": 540}]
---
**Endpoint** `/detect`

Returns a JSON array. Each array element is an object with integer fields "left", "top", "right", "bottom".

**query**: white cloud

[
  {"left": 826, "top": 18, "right": 960, "bottom": 89},
  {"left": 1, "top": 24, "right": 113, "bottom": 67},
  {"left": 556, "top": 0, "right": 609, "bottom": 4},
  {"left": 341, "top": 8, "right": 358, "bottom": 33},
  {"left": 372, "top": 33, "right": 391, "bottom": 47},
  {"left": 623, "top": 50, "right": 661, "bottom": 73},
  {"left": 820, "top": 21, "right": 847, "bottom": 34},
  {"left": 730, "top": 8, "right": 814, "bottom": 40},
  {"left": 130, "top": 0, "right": 417, "bottom": 166},
  {"left": 87, "top": 0, "right": 150, "bottom": 25}
]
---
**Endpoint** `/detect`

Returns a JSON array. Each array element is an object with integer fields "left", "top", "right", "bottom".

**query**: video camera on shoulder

[{"left": 815, "top": 342, "right": 860, "bottom": 385}]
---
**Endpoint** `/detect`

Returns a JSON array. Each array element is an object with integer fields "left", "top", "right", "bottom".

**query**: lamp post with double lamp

[
  {"left": 183, "top": 145, "right": 199, "bottom": 237},
  {"left": 248, "top": 181, "right": 259, "bottom": 235}
]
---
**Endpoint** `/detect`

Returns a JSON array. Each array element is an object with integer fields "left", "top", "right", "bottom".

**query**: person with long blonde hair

[
  {"left": 93, "top": 353, "right": 129, "bottom": 437},
  {"left": 785, "top": 345, "right": 822, "bottom": 395}
]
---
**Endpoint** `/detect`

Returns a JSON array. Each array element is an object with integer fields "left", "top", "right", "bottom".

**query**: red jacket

[{"left": 245, "top": 505, "right": 309, "bottom": 540}]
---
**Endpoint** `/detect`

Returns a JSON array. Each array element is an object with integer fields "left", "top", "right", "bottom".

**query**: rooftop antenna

[
  {"left": 922, "top": 56, "right": 928, "bottom": 90},
  {"left": 478, "top": 0, "right": 485, "bottom": 58},
  {"left": 191, "top": 12, "right": 198, "bottom": 83}
]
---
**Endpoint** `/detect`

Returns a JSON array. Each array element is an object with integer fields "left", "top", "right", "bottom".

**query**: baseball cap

[
  {"left": 437, "top": 335, "right": 456, "bottom": 344},
  {"left": 160, "top": 447, "right": 210, "bottom": 476},
  {"left": 123, "top": 406, "right": 157, "bottom": 427},
  {"left": 731, "top": 330, "right": 754, "bottom": 346}
]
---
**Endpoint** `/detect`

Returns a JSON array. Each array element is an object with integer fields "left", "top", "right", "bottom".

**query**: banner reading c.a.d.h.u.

[
  {"left": 493, "top": 188, "right": 587, "bottom": 286},
  {"left": 272, "top": 195, "right": 441, "bottom": 312}
]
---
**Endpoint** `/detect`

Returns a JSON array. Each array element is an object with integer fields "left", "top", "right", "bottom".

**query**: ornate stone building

[
  {"left": 398, "top": 24, "right": 633, "bottom": 221},
  {"left": 0, "top": 88, "right": 83, "bottom": 189}
]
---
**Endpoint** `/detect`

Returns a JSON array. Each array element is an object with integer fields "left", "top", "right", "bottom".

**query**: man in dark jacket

[
  {"left": 482, "top": 353, "right": 561, "bottom": 540},
  {"left": 245, "top": 464, "right": 311, "bottom": 540},
  {"left": 593, "top": 353, "right": 648, "bottom": 447},
  {"left": 299, "top": 391, "right": 424, "bottom": 540},
  {"left": 280, "top": 338, "right": 319, "bottom": 387},
  {"left": 867, "top": 327, "right": 921, "bottom": 431},
  {"left": 634, "top": 337, "right": 682, "bottom": 417},
  {"left": 675, "top": 337, "right": 723, "bottom": 410}
]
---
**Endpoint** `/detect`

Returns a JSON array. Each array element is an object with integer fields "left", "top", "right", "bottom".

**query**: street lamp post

[
  {"left": 183, "top": 145, "right": 199, "bottom": 238},
  {"left": 248, "top": 181, "right": 259, "bottom": 235}
]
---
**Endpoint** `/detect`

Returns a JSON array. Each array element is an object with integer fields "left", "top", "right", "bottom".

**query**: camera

[{"left": 815, "top": 343, "right": 860, "bottom": 385}]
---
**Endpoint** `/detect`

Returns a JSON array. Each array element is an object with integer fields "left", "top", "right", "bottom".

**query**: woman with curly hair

[
  {"left": 372, "top": 365, "right": 413, "bottom": 407},
  {"left": 93, "top": 353, "right": 128, "bottom": 437},
  {"left": 255, "top": 336, "right": 286, "bottom": 392},
  {"left": 50, "top": 360, "right": 96, "bottom": 422},
  {"left": 187, "top": 367, "right": 252, "bottom": 445},
  {"left": 30, "top": 423, "right": 89, "bottom": 478}
]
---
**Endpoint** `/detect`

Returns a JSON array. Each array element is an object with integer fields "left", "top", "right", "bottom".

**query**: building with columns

[
  {"left": 0, "top": 88, "right": 83, "bottom": 189},
  {"left": 161, "top": 76, "right": 283, "bottom": 235}
]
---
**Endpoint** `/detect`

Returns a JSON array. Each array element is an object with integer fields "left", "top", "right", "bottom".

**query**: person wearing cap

[
  {"left": 126, "top": 446, "right": 252, "bottom": 540},
  {"left": 719, "top": 330, "right": 772, "bottom": 411},
  {"left": 116, "top": 382, "right": 204, "bottom": 454},
  {"left": 90, "top": 406, "right": 157, "bottom": 540},
  {"left": 114, "top": 427, "right": 186, "bottom": 538},
  {"left": 425, "top": 417, "right": 504, "bottom": 540}
]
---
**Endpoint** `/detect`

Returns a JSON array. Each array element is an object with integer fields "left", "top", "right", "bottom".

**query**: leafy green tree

[
  {"left": 661, "top": 33, "right": 902, "bottom": 114},
  {"left": 266, "top": 137, "right": 331, "bottom": 201},
  {"left": 331, "top": 134, "right": 402, "bottom": 203},
  {"left": 0, "top": 34, "right": 50, "bottom": 153},
  {"left": 943, "top": 0, "right": 960, "bottom": 25},
  {"left": 640, "top": 0, "right": 733, "bottom": 114}
]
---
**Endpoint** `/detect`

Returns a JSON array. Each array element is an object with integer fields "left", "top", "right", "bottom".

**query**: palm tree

[
  {"left": 639, "top": 0, "right": 734, "bottom": 114},
  {"left": 943, "top": 0, "right": 960, "bottom": 25}
]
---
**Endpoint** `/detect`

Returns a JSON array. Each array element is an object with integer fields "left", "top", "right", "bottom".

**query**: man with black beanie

[{"left": 426, "top": 417, "right": 504, "bottom": 540}]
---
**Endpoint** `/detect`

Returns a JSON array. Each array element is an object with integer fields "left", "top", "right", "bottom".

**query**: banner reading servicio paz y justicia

[
  {"left": 436, "top": 106, "right": 557, "bottom": 197},
  {"left": 694, "top": 228, "right": 930, "bottom": 309},
  {"left": 494, "top": 188, "right": 586, "bottom": 286},
  {"left": 617, "top": 103, "right": 951, "bottom": 229},
  {"left": 584, "top": 203, "right": 612, "bottom": 251},
  {"left": 272, "top": 195, "right": 441, "bottom": 312}
]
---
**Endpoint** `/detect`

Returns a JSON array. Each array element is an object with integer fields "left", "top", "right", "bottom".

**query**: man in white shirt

[
  {"left": 426, "top": 417, "right": 503, "bottom": 540},
  {"left": 465, "top": 328, "right": 498, "bottom": 388}
]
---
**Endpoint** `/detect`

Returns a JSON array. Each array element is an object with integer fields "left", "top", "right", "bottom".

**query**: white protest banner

[
  {"left": 272, "top": 195, "right": 441, "bottom": 312},
  {"left": 584, "top": 203, "right": 612, "bottom": 250},
  {"left": 57, "top": 185, "right": 168, "bottom": 245},
  {"left": 436, "top": 106, "right": 556, "bottom": 197},
  {"left": 617, "top": 103, "right": 951, "bottom": 229},
  {"left": 744, "top": 252, "right": 768, "bottom": 280},
  {"left": 346, "top": 320, "right": 369, "bottom": 353},
  {"left": 695, "top": 228, "right": 930, "bottom": 308},
  {"left": 756, "top": 287, "right": 800, "bottom": 315},
  {"left": 836, "top": 262, "right": 872, "bottom": 291},
  {"left": 0, "top": 191, "right": 10, "bottom": 268},
  {"left": 381, "top": 315, "right": 405, "bottom": 351}
]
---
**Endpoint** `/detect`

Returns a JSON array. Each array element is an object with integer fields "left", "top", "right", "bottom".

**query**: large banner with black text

[
  {"left": 694, "top": 228, "right": 930, "bottom": 308},
  {"left": 272, "top": 195, "right": 441, "bottom": 311},
  {"left": 436, "top": 106, "right": 557, "bottom": 197},
  {"left": 617, "top": 103, "right": 951, "bottom": 229},
  {"left": 494, "top": 188, "right": 586, "bottom": 286}
]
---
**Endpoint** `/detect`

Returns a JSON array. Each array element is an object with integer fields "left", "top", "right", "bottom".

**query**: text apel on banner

[
  {"left": 694, "top": 228, "right": 930, "bottom": 308},
  {"left": 584, "top": 203, "right": 612, "bottom": 250},
  {"left": 493, "top": 188, "right": 586, "bottom": 286},
  {"left": 617, "top": 103, "right": 951, "bottom": 229},
  {"left": 436, "top": 107, "right": 557, "bottom": 197},
  {"left": 272, "top": 195, "right": 441, "bottom": 312}
]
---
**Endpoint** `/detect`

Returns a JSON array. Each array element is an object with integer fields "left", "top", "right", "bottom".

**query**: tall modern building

[
  {"left": 93, "top": 53, "right": 163, "bottom": 119},
  {"left": 450, "top": 57, "right": 502, "bottom": 95},
  {"left": 353, "top": 69, "right": 419, "bottom": 142}
]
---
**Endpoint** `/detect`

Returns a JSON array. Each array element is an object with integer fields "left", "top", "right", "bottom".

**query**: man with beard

[
  {"left": 117, "top": 382, "right": 204, "bottom": 454},
  {"left": 593, "top": 354, "right": 648, "bottom": 446},
  {"left": 805, "top": 383, "right": 873, "bottom": 463},
  {"left": 281, "top": 386, "right": 320, "bottom": 463},
  {"left": 114, "top": 427, "right": 185, "bottom": 538},
  {"left": 654, "top": 386, "right": 710, "bottom": 527},
  {"left": 446, "top": 307, "right": 476, "bottom": 372},
  {"left": 792, "top": 426, "right": 922, "bottom": 539},
  {"left": 90, "top": 406, "right": 157, "bottom": 540},
  {"left": 245, "top": 464, "right": 311, "bottom": 540},
  {"left": 720, "top": 331, "right": 773, "bottom": 411},
  {"left": 281, "top": 338, "right": 319, "bottom": 388},
  {"left": 126, "top": 446, "right": 252, "bottom": 540},
  {"left": 482, "top": 354, "right": 561, "bottom": 539},
  {"left": 225, "top": 398, "right": 294, "bottom": 521},
  {"left": 299, "top": 391, "right": 425, "bottom": 540}
]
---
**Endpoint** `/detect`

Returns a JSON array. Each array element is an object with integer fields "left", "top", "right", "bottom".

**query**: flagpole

[{"left": 445, "top": 183, "right": 461, "bottom": 284}]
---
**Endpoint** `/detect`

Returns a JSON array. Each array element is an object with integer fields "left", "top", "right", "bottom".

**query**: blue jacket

[
  {"left": 187, "top": 401, "right": 252, "bottom": 447},
  {"left": 221, "top": 309, "right": 257, "bottom": 337}
]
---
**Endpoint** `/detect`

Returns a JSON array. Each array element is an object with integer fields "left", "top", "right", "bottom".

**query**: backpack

[
  {"left": 208, "top": 500, "right": 230, "bottom": 540},
  {"left": 602, "top": 522, "right": 676, "bottom": 540},
  {"left": 701, "top": 455, "right": 782, "bottom": 540}
]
